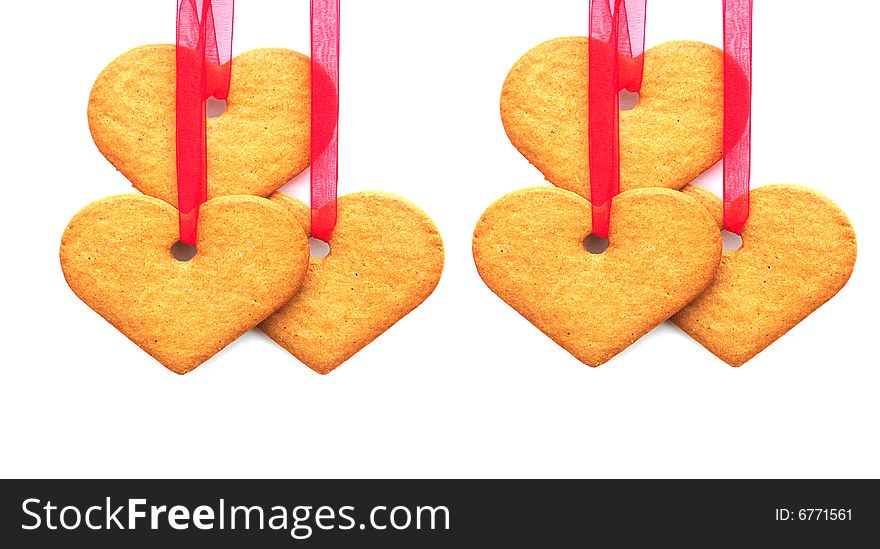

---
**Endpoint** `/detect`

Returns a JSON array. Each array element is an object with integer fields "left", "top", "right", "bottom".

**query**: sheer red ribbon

[
  {"left": 310, "top": 0, "right": 340, "bottom": 242},
  {"left": 588, "top": 0, "right": 646, "bottom": 238},
  {"left": 176, "top": 0, "right": 234, "bottom": 245},
  {"left": 723, "top": 0, "right": 752, "bottom": 234}
]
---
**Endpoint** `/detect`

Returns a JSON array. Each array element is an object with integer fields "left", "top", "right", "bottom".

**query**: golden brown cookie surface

[
  {"left": 473, "top": 186, "right": 721, "bottom": 366},
  {"left": 60, "top": 194, "right": 310, "bottom": 374},
  {"left": 672, "top": 184, "right": 857, "bottom": 367},
  {"left": 259, "top": 192, "right": 444, "bottom": 374},
  {"left": 501, "top": 38, "right": 723, "bottom": 197},
  {"left": 681, "top": 184, "right": 724, "bottom": 227},
  {"left": 88, "top": 45, "right": 310, "bottom": 206}
]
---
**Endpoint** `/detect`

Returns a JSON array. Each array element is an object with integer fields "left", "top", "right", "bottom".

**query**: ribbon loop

[
  {"left": 722, "top": 0, "right": 752, "bottom": 234},
  {"left": 310, "top": 0, "right": 340, "bottom": 243},
  {"left": 204, "top": 0, "right": 234, "bottom": 100},
  {"left": 175, "top": 0, "right": 234, "bottom": 245},
  {"left": 588, "top": 0, "right": 646, "bottom": 238},
  {"left": 616, "top": 0, "right": 646, "bottom": 92}
]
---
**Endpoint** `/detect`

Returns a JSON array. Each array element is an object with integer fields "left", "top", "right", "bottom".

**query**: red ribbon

[
  {"left": 588, "top": 0, "right": 646, "bottom": 238},
  {"left": 722, "top": 0, "right": 752, "bottom": 234},
  {"left": 175, "top": 0, "right": 234, "bottom": 245},
  {"left": 310, "top": 0, "right": 340, "bottom": 242}
]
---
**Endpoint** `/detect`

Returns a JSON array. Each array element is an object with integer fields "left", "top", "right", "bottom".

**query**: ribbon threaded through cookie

[
  {"left": 588, "top": 0, "right": 646, "bottom": 238},
  {"left": 310, "top": 0, "right": 340, "bottom": 242},
  {"left": 722, "top": 0, "right": 752, "bottom": 234},
  {"left": 176, "top": 0, "right": 234, "bottom": 245}
]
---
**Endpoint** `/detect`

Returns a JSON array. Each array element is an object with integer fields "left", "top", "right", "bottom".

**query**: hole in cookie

[
  {"left": 618, "top": 89, "right": 640, "bottom": 111},
  {"left": 583, "top": 234, "right": 609, "bottom": 254},
  {"left": 309, "top": 237, "right": 330, "bottom": 259},
  {"left": 206, "top": 97, "right": 227, "bottom": 118},
  {"left": 171, "top": 241, "right": 197, "bottom": 262},
  {"left": 721, "top": 230, "right": 743, "bottom": 251}
]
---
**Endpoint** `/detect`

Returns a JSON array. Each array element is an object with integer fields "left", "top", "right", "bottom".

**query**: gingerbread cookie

[
  {"left": 473, "top": 186, "right": 721, "bottom": 366},
  {"left": 259, "top": 192, "right": 444, "bottom": 374},
  {"left": 88, "top": 45, "right": 311, "bottom": 206},
  {"left": 501, "top": 38, "right": 724, "bottom": 198},
  {"left": 60, "top": 194, "right": 310, "bottom": 374},
  {"left": 672, "top": 184, "right": 857, "bottom": 366}
]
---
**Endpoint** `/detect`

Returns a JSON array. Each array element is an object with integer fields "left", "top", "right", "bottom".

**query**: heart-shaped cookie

[
  {"left": 501, "top": 38, "right": 723, "bottom": 198},
  {"left": 672, "top": 184, "right": 857, "bottom": 367},
  {"left": 473, "top": 186, "right": 721, "bottom": 366},
  {"left": 88, "top": 45, "right": 310, "bottom": 206},
  {"left": 60, "top": 194, "right": 310, "bottom": 374},
  {"left": 259, "top": 192, "right": 444, "bottom": 374}
]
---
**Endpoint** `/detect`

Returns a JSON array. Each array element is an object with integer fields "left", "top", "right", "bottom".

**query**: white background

[{"left": 1, "top": 0, "right": 878, "bottom": 479}]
